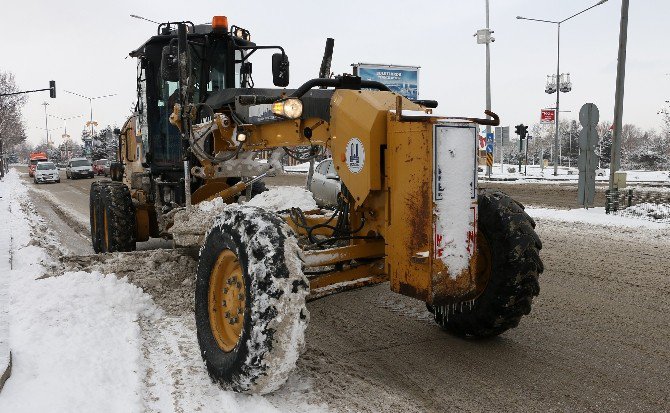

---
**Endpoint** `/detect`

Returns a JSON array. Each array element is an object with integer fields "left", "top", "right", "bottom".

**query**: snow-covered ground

[
  {"left": 0, "top": 170, "right": 328, "bottom": 413},
  {"left": 526, "top": 206, "right": 669, "bottom": 229},
  {"left": 480, "top": 163, "right": 670, "bottom": 183}
]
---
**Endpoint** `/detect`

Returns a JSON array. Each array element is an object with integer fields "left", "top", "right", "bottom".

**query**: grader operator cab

[{"left": 90, "top": 17, "right": 543, "bottom": 394}]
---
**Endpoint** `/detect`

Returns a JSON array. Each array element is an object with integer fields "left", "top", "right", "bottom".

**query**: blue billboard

[{"left": 354, "top": 64, "right": 419, "bottom": 100}]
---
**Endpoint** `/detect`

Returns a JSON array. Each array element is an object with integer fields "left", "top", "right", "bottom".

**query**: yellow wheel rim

[
  {"left": 473, "top": 231, "right": 493, "bottom": 298},
  {"left": 103, "top": 208, "right": 110, "bottom": 251},
  {"left": 208, "top": 249, "right": 246, "bottom": 352}
]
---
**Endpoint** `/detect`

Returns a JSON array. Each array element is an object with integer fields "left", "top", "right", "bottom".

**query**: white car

[
  {"left": 66, "top": 158, "right": 94, "bottom": 179},
  {"left": 308, "top": 158, "right": 341, "bottom": 207},
  {"left": 33, "top": 161, "right": 61, "bottom": 184}
]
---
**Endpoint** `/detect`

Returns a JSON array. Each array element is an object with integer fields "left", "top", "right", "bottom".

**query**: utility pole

[
  {"left": 42, "top": 102, "right": 49, "bottom": 145},
  {"left": 485, "top": 0, "right": 492, "bottom": 177},
  {"left": 609, "top": 0, "right": 629, "bottom": 191},
  {"left": 554, "top": 24, "right": 561, "bottom": 175},
  {"left": 525, "top": 135, "right": 530, "bottom": 175},
  {"left": 476, "top": 0, "right": 495, "bottom": 177}
]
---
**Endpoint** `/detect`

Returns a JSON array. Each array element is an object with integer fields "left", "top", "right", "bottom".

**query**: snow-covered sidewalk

[
  {"left": 0, "top": 170, "right": 162, "bottom": 411},
  {"left": 0, "top": 174, "right": 13, "bottom": 391}
]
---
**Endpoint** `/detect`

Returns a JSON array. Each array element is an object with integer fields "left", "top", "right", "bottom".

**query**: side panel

[
  {"left": 330, "top": 90, "right": 419, "bottom": 207},
  {"left": 386, "top": 118, "right": 479, "bottom": 305},
  {"left": 386, "top": 118, "right": 433, "bottom": 300}
]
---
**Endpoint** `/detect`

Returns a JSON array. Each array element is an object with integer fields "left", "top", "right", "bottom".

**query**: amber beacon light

[{"left": 212, "top": 16, "right": 228, "bottom": 31}]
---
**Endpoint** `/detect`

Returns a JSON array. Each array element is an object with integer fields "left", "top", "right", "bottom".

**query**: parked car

[
  {"left": 102, "top": 161, "right": 112, "bottom": 177},
  {"left": 33, "top": 161, "right": 60, "bottom": 184},
  {"left": 92, "top": 159, "right": 110, "bottom": 176},
  {"left": 307, "top": 158, "right": 341, "bottom": 207},
  {"left": 66, "top": 158, "right": 94, "bottom": 179}
]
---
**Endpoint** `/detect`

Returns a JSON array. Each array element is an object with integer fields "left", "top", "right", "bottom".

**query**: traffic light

[
  {"left": 515, "top": 124, "right": 528, "bottom": 139},
  {"left": 49, "top": 80, "right": 56, "bottom": 98}
]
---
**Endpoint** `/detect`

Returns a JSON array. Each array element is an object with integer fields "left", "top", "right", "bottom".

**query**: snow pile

[
  {"left": 172, "top": 187, "right": 318, "bottom": 247},
  {"left": 283, "top": 162, "right": 312, "bottom": 173},
  {"left": 0, "top": 170, "right": 164, "bottom": 412},
  {"left": 621, "top": 202, "right": 670, "bottom": 223},
  {"left": 0, "top": 272, "right": 161, "bottom": 412},
  {"left": 0, "top": 174, "right": 13, "bottom": 388},
  {"left": 246, "top": 186, "right": 318, "bottom": 212},
  {"left": 171, "top": 198, "right": 228, "bottom": 246}
]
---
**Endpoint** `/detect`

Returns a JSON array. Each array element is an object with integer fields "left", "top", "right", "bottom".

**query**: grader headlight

[{"left": 272, "top": 98, "right": 303, "bottom": 119}]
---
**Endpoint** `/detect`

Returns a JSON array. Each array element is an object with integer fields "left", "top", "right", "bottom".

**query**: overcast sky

[{"left": 2, "top": 0, "right": 667, "bottom": 147}]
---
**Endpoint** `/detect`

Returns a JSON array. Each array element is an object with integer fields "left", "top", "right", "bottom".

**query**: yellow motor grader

[{"left": 90, "top": 17, "right": 543, "bottom": 394}]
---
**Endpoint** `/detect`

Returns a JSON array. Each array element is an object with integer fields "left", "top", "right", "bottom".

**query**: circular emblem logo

[{"left": 345, "top": 137, "right": 365, "bottom": 174}]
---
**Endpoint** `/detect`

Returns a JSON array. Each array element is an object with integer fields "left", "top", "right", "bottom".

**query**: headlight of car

[{"left": 271, "top": 98, "right": 303, "bottom": 119}]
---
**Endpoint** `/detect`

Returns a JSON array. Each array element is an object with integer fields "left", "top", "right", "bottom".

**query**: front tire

[
  {"left": 195, "top": 206, "right": 309, "bottom": 394},
  {"left": 433, "top": 190, "right": 543, "bottom": 338}
]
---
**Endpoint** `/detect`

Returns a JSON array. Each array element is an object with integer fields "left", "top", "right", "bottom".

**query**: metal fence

[{"left": 606, "top": 188, "right": 670, "bottom": 223}]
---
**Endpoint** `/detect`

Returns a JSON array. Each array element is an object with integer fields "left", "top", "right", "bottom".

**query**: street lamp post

[
  {"left": 517, "top": 0, "right": 608, "bottom": 176},
  {"left": 42, "top": 102, "right": 49, "bottom": 145},
  {"left": 48, "top": 114, "right": 83, "bottom": 145},
  {"left": 475, "top": 0, "right": 495, "bottom": 177},
  {"left": 64, "top": 90, "right": 116, "bottom": 138}
]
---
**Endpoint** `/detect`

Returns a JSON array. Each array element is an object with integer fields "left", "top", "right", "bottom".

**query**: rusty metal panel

[
  {"left": 386, "top": 118, "right": 480, "bottom": 304},
  {"left": 386, "top": 117, "right": 433, "bottom": 301}
]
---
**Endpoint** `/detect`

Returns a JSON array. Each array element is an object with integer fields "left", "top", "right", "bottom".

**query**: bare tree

[{"left": 0, "top": 70, "right": 28, "bottom": 147}]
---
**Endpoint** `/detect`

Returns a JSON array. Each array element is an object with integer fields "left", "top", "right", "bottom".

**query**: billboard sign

[
  {"left": 353, "top": 63, "right": 420, "bottom": 100},
  {"left": 541, "top": 109, "right": 556, "bottom": 124}
]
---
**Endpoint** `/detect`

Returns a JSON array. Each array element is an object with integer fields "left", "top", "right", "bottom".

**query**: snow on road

[{"left": 0, "top": 170, "right": 328, "bottom": 413}]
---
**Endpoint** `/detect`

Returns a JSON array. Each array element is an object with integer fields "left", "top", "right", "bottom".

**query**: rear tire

[
  {"left": 195, "top": 206, "right": 309, "bottom": 394},
  {"left": 433, "top": 190, "right": 543, "bottom": 338},
  {"left": 90, "top": 182, "right": 104, "bottom": 253},
  {"left": 98, "top": 181, "right": 136, "bottom": 252}
]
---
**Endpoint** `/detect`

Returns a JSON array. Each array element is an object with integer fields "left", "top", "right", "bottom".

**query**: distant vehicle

[
  {"left": 28, "top": 152, "right": 48, "bottom": 177},
  {"left": 307, "top": 158, "right": 341, "bottom": 207},
  {"left": 66, "top": 158, "right": 94, "bottom": 179},
  {"left": 93, "top": 159, "right": 110, "bottom": 176},
  {"left": 102, "top": 161, "right": 111, "bottom": 177},
  {"left": 33, "top": 161, "right": 60, "bottom": 184}
]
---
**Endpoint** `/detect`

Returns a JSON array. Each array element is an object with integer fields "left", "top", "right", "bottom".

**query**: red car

[{"left": 92, "top": 159, "right": 110, "bottom": 176}]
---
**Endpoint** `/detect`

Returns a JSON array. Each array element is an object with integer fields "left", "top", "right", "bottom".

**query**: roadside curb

[{"left": 0, "top": 351, "right": 11, "bottom": 392}]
